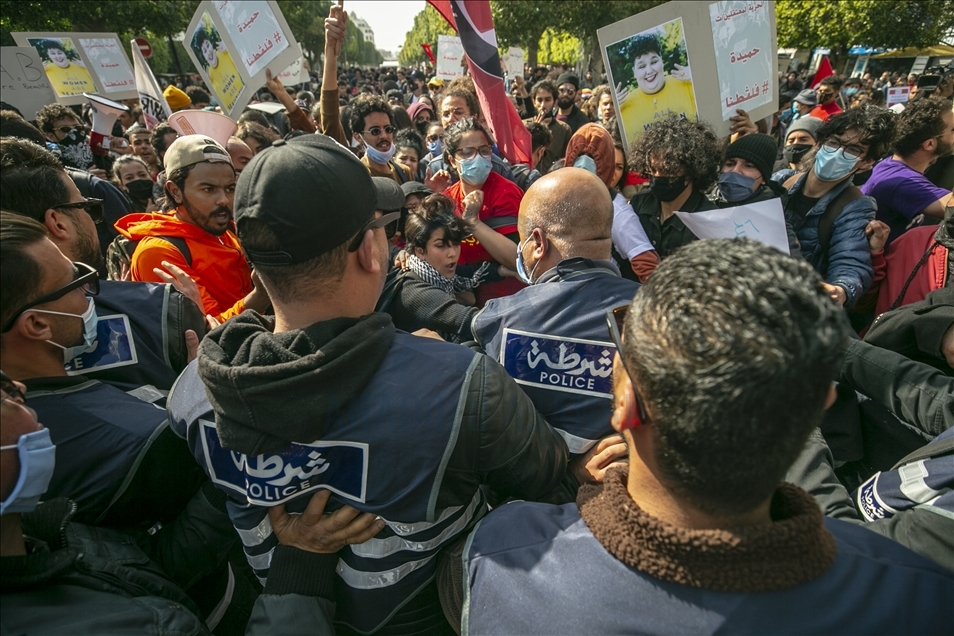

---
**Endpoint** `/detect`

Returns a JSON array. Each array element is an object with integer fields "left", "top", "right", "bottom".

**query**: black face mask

[
  {"left": 783, "top": 143, "right": 813, "bottom": 167},
  {"left": 649, "top": 175, "right": 688, "bottom": 202},
  {"left": 125, "top": 178, "right": 155, "bottom": 202}
]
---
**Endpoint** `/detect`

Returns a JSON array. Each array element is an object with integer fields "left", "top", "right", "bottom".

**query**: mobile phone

[
  {"left": 550, "top": 106, "right": 559, "bottom": 118},
  {"left": 916, "top": 75, "right": 941, "bottom": 90}
]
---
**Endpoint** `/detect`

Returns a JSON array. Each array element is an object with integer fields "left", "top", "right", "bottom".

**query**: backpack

[{"left": 106, "top": 234, "right": 192, "bottom": 281}]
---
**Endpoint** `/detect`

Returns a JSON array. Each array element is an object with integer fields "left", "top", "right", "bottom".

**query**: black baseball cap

[
  {"left": 372, "top": 177, "right": 405, "bottom": 212},
  {"left": 235, "top": 135, "right": 380, "bottom": 266},
  {"left": 401, "top": 181, "right": 432, "bottom": 198}
]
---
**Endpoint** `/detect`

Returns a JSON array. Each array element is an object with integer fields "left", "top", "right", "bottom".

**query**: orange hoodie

[{"left": 115, "top": 212, "right": 252, "bottom": 322}]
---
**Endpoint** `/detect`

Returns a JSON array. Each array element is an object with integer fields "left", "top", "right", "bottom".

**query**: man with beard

[
  {"left": 555, "top": 73, "right": 590, "bottom": 133},
  {"left": 116, "top": 135, "right": 270, "bottom": 323},
  {"left": 349, "top": 93, "right": 413, "bottom": 184},
  {"left": 809, "top": 76, "right": 845, "bottom": 122},
  {"left": 861, "top": 98, "right": 954, "bottom": 245}
]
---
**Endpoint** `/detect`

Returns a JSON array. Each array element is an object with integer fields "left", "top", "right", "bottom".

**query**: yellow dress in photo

[
  {"left": 44, "top": 62, "right": 96, "bottom": 97},
  {"left": 207, "top": 50, "right": 245, "bottom": 112},
  {"left": 620, "top": 77, "right": 698, "bottom": 138}
]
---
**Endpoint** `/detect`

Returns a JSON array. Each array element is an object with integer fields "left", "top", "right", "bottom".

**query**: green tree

[
  {"left": 342, "top": 17, "right": 382, "bottom": 66},
  {"left": 537, "top": 29, "right": 581, "bottom": 66},
  {"left": 399, "top": 5, "right": 455, "bottom": 66},
  {"left": 776, "top": 0, "right": 954, "bottom": 72},
  {"left": 276, "top": 0, "right": 332, "bottom": 67}
]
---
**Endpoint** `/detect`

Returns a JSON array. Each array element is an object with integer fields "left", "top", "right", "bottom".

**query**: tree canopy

[{"left": 398, "top": 4, "right": 456, "bottom": 66}]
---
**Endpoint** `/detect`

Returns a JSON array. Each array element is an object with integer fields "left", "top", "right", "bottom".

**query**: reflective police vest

[
  {"left": 463, "top": 501, "right": 954, "bottom": 635},
  {"left": 64, "top": 280, "right": 205, "bottom": 391},
  {"left": 472, "top": 258, "right": 640, "bottom": 454},
  {"left": 168, "top": 333, "right": 486, "bottom": 634}
]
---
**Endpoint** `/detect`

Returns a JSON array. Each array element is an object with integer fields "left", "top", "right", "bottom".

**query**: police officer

[
  {"left": 473, "top": 167, "right": 640, "bottom": 457},
  {"left": 167, "top": 135, "right": 572, "bottom": 635}
]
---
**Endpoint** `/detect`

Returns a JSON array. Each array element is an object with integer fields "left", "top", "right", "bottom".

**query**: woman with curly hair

[{"left": 629, "top": 116, "right": 721, "bottom": 275}]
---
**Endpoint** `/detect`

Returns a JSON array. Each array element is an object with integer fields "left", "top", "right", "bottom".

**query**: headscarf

[{"left": 564, "top": 123, "right": 616, "bottom": 187}]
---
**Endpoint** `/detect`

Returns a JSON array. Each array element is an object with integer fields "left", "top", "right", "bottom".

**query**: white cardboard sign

[
  {"left": 674, "top": 198, "right": 790, "bottom": 254},
  {"left": 0, "top": 47, "right": 59, "bottom": 119}
]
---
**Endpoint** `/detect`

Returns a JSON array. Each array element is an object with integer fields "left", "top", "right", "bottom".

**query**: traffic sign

[{"left": 134, "top": 37, "right": 152, "bottom": 59}]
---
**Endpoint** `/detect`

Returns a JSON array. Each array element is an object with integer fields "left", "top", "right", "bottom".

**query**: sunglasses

[
  {"left": 2, "top": 261, "right": 100, "bottom": 333},
  {"left": 52, "top": 198, "right": 105, "bottom": 224},
  {"left": 558, "top": 87, "right": 577, "bottom": 94},
  {"left": 348, "top": 211, "right": 401, "bottom": 252},
  {"left": 55, "top": 124, "right": 88, "bottom": 135},
  {"left": 0, "top": 372, "right": 26, "bottom": 406},
  {"left": 605, "top": 305, "right": 649, "bottom": 428},
  {"left": 361, "top": 126, "right": 395, "bottom": 137}
]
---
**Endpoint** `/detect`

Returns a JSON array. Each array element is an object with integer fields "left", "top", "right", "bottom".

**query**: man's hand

[
  {"left": 821, "top": 282, "right": 848, "bottom": 306},
  {"left": 185, "top": 329, "right": 199, "bottom": 364},
  {"left": 865, "top": 220, "right": 890, "bottom": 254},
  {"left": 325, "top": 2, "right": 348, "bottom": 58},
  {"left": 424, "top": 168, "right": 452, "bottom": 193},
  {"left": 154, "top": 260, "right": 204, "bottom": 311},
  {"left": 615, "top": 81, "right": 630, "bottom": 104},
  {"left": 244, "top": 269, "right": 271, "bottom": 313},
  {"left": 461, "top": 190, "right": 484, "bottom": 224},
  {"left": 729, "top": 108, "right": 757, "bottom": 142},
  {"left": 270, "top": 489, "right": 384, "bottom": 554},
  {"left": 264, "top": 68, "right": 285, "bottom": 100},
  {"left": 412, "top": 328, "right": 444, "bottom": 341},
  {"left": 569, "top": 434, "right": 628, "bottom": 485},
  {"left": 532, "top": 110, "right": 552, "bottom": 124},
  {"left": 393, "top": 249, "right": 410, "bottom": 271},
  {"left": 670, "top": 63, "right": 692, "bottom": 81}
]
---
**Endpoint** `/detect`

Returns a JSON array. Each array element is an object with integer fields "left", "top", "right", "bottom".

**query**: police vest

[
  {"left": 65, "top": 280, "right": 205, "bottom": 391},
  {"left": 472, "top": 258, "right": 640, "bottom": 454},
  {"left": 463, "top": 501, "right": 954, "bottom": 635},
  {"left": 169, "top": 333, "right": 485, "bottom": 634},
  {"left": 25, "top": 379, "right": 171, "bottom": 525}
]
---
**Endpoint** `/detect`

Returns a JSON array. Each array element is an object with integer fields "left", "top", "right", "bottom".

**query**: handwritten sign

[
  {"left": 674, "top": 198, "right": 790, "bottom": 254},
  {"left": 78, "top": 36, "right": 136, "bottom": 95},
  {"left": 184, "top": 1, "right": 300, "bottom": 117},
  {"left": 598, "top": 1, "right": 777, "bottom": 150},
  {"left": 437, "top": 34, "right": 464, "bottom": 81},
  {"left": 276, "top": 44, "right": 308, "bottom": 86},
  {"left": 886, "top": 86, "right": 909, "bottom": 107},
  {"left": 0, "top": 47, "right": 58, "bottom": 119},
  {"left": 504, "top": 46, "right": 525, "bottom": 80}
]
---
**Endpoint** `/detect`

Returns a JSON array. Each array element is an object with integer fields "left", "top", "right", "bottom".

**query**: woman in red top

[{"left": 435, "top": 117, "right": 524, "bottom": 303}]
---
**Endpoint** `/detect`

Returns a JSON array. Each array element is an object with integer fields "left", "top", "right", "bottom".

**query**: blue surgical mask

[
  {"left": 33, "top": 296, "right": 99, "bottom": 364},
  {"left": 814, "top": 145, "right": 860, "bottom": 182},
  {"left": 515, "top": 235, "right": 542, "bottom": 284},
  {"left": 717, "top": 171, "right": 759, "bottom": 203},
  {"left": 363, "top": 139, "right": 396, "bottom": 165},
  {"left": 458, "top": 155, "right": 492, "bottom": 186},
  {"left": 0, "top": 428, "right": 56, "bottom": 515},
  {"left": 427, "top": 139, "right": 443, "bottom": 157},
  {"left": 844, "top": 87, "right": 859, "bottom": 97},
  {"left": 572, "top": 154, "right": 598, "bottom": 175}
]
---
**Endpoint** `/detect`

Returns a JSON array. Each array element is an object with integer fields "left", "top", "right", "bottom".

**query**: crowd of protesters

[{"left": 0, "top": 3, "right": 952, "bottom": 634}]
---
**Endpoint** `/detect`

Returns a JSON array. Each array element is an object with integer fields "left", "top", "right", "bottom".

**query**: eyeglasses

[
  {"left": 52, "top": 198, "right": 105, "bottom": 224},
  {"left": 821, "top": 137, "right": 865, "bottom": 161},
  {"left": 55, "top": 124, "right": 88, "bottom": 135},
  {"left": 0, "top": 372, "right": 26, "bottom": 406},
  {"left": 361, "top": 126, "right": 395, "bottom": 137},
  {"left": 1, "top": 261, "right": 100, "bottom": 333},
  {"left": 558, "top": 87, "right": 576, "bottom": 95},
  {"left": 347, "top": 211, "right": 401, "bottom": 252},
  {"left": 454, "top": 145, "right": 493, "bottom": 160},
  {"left": 605, "top": 305, "right": 649, "bottom": 427}
]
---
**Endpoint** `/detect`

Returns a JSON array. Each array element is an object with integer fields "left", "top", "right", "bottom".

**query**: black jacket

[{"left": 634, "top": 188, "right": 717, "bottom": 259}]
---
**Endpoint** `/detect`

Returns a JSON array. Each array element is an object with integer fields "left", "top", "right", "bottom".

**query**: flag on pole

[
  {"left": 810, "top": 56, "right": 834, "bottom": 89},
  {"left": 427, "top": 0, "right": 532, "bottom": 166},
  {"left": 422, "top": 43, "right": 436, "bottom": 64},
  {"left": 131, "top": 39, "right": 172, "bottom": 130}
]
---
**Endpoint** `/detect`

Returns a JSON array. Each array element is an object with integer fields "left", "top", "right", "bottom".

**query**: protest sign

[
  {"left": 505, "top": 47, "right": 525, "bottom": 79},
  {"left": 130, "top": 39, "right": 171, "bottom": 129},
  {"left": 436, "top": 34, "right": 465, "bottom": 80},
  {"left": 598, "top": 1, "right": 777, "bottom": 151},
  {"left": 674, "top": 198, "right": 790, "bottom": 254},
  {"left": 886, "top": 86, "right": 909, "bottom": 107},
  {"left": 276, "top": 44, "right": 308, "bottom": 87},
  {"left": 184, "top": 0, "right": 299, "bottom": 117},
  {"left": 76, "top": 36, "right": 137, "bottom": 97},
  {"left": 0, "top": 47, "right": 58, "bottom": 119}
]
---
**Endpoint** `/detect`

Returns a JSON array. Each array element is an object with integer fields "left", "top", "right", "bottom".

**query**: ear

[
  {"left": 15, "top": 311, "right": 55, "bottom": 344},
  {"left": 165, "top": 180, "right": 184, "bottom": 206},
  {"left": 823, "top": 383, "right": 838, "bottom": 411},
  {"left": 856, "top": 155, "right": 877, "bottom": 173},
  {"left": 355, "top": 230, "right": 382, "bottom": 275},
  {"left": 413, "top": 246, "right": 426, "bottom": 258},
  {"left": 530, "top": 227, "right": 547, "bottom": 258},
  {"left": 43, "top": 209, "right": 73, "bottom": 242},
  {"left": 611, "top": 358, "right": 641, "bottom": 432}
]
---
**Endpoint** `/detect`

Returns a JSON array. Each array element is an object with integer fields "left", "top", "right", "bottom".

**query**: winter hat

[
  {"left": 793, "top": 89, "right": 817, "bottom": 106},
  {"left": 163, "top": 85, "right": 192, "bottom": 111},
  {"left": 725, "top": 133, "right": 778, "bottom": 183},
  {"left": 785, "top": 116, "right": 824, "bottom": 143}
]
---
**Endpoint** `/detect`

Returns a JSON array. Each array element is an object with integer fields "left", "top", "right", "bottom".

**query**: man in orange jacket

[{"left": 116, "top": 135, "right": 269, "bottom": 322}]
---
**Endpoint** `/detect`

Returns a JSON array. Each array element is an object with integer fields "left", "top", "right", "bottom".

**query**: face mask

[
  {"left": 427, "top": 139, "right": 443, "bottom": 157},
  {"left": 649, "top": 174, "right": 688, "bottom": 202},
  {"left": 515, "top": 235, "right": 542, "bottom": 284},
  {"left": 457, "top": 155, "right": 492, "bottom": 186},
  {"left": 717, "top": 171, "right": 759, "bottom": 203},
  {"left": 33, "top": 296, "right": 99, "bottom": 363},
  {"left": 572, "top": 154, "right": 598, "bottom": 175},
  {"left": 844, "top": 87, "right": 859, "bottom": 97},
  {"left": 783, "top": 143, "right": 813, "bottom": 166},
  {"left": 0, "top": 429, "right": 56, "bottom": 515},
  {"left": 58, "top": 128, "right": 93, "bottom": 170},
  {"left": 125, "top": 179, "right": 154, "bottom": 202},
  {"left": 363, "top": 139, "right": 396, "bottom": 165},
  {"left": 814, "top": 145, "right": 860, "bottom": 182}
]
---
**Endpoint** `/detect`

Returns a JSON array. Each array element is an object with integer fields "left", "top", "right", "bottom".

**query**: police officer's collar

[{"left": 535, "top": 257, "right": 621, "bottom": 284}]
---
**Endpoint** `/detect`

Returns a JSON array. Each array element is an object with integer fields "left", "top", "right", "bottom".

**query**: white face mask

[{"left": 32, "top": 296, "right": 99, "bottom": 363}]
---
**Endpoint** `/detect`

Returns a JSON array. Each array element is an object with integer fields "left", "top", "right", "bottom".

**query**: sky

[{"left": 346, "top": 0, "right": 427, "bottom": 57}]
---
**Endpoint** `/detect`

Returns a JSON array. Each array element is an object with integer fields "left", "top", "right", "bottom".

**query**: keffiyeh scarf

[{"left": 407, "top": 253, "right": 491, "bottom": 295}]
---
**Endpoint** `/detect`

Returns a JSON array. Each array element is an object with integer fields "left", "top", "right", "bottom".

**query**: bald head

[
  {"left": 520, "top": 167, "right": 613, "bottom": 260},
  {"left": 227, "top": 137, "right": 254, "bottom": 175}
]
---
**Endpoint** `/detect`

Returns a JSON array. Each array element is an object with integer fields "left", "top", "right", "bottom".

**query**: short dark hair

[
  {"left": 236, "top": 121, "right": 273, "bottom": 153},
  {"left": 531, "top": 80, "right": 558, "bottom": 102},
  {"left": 623, "top": 239, "right": 847, "bottom": 515},
  {"left": 441, "top": 87, "right": 481, "bottom": 120},
  {"left": 630, "top": 116, "right": 722, "bottom": 192},
  {"left": 404, "top": 194, "right": 470, "bottom": 252},
  {"left": 816, "top": 103, "right": 896, "bottom": 161},
  {"left": 628, "top": 32, "right": 661, "bottom": 60},
  {"left": 394, "top": 128, "right": 424, "bottom": 160},
  {"left": 892, "top": 97, "right": 952, "bottom": 157},
  {"left": 36, "top": 103, "right": 79, "bottom": 134},
  {"left": 0, "top": 138, "right": 70, "bottom": 222},
  {"left": 237, "top": 109, "right": 272, "bottom": 129},
  {"left": 112, "top": 154, "right": 150, "bottom": 184},
  {"left": 151, "top": 122, "right": 177, "bottom": 159},
  {"left": 391, "top": 104, "right": 412, "bottom": 131},
  {"left": 442, "top": 117, "right": 494, "bottom": 167},
  {"left": 525, "top": 121, "right": 552, "bottom": 152},
  {"left": 0, "top": 110, "right": 47, "bottom": 145},
  {"left": 185, "top": 86, "right": 211, "bottom": 105},
  {"left": 349, "top": 94, "right": 393, "bottom": 137},
  {"left": 0, "top": 211, "right": 49, "bottom": 330},
  {"left": 160, "top": 163, "right": 195, "bottom": 212},
  {"left": 819, "top": 76, "right": 844, "bottom": 91},
  {"left": 237, "top": 217, "right": 351, "bottom": 303}
]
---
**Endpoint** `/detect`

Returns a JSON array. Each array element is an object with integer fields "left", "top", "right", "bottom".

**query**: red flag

[
  {"left": 810, "top": 57, "right": 834, "bottom": 89},
  {"left": 421, "top": 43, "right": 436, "bottom": 64},
  {"left": 427, "top": 0, "right": 532, "bottom": 166}
]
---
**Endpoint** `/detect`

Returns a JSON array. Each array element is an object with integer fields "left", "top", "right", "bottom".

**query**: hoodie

[{"left": 116, "top": 212, "right": 252, "bottom": 322}]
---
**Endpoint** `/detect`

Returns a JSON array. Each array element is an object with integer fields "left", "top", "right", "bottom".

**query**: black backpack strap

[
  {"left": 156, "top": 236, "right": 193, "bottom": 268},
  {"left": 483, "top": 216, "right": 518, "bottom": 231},
  {"left": 817, "top": 184, "right": 863, "bottom": 258},
  {"left": 891, "top": 436, "right": 954, "bottom": 471}
]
